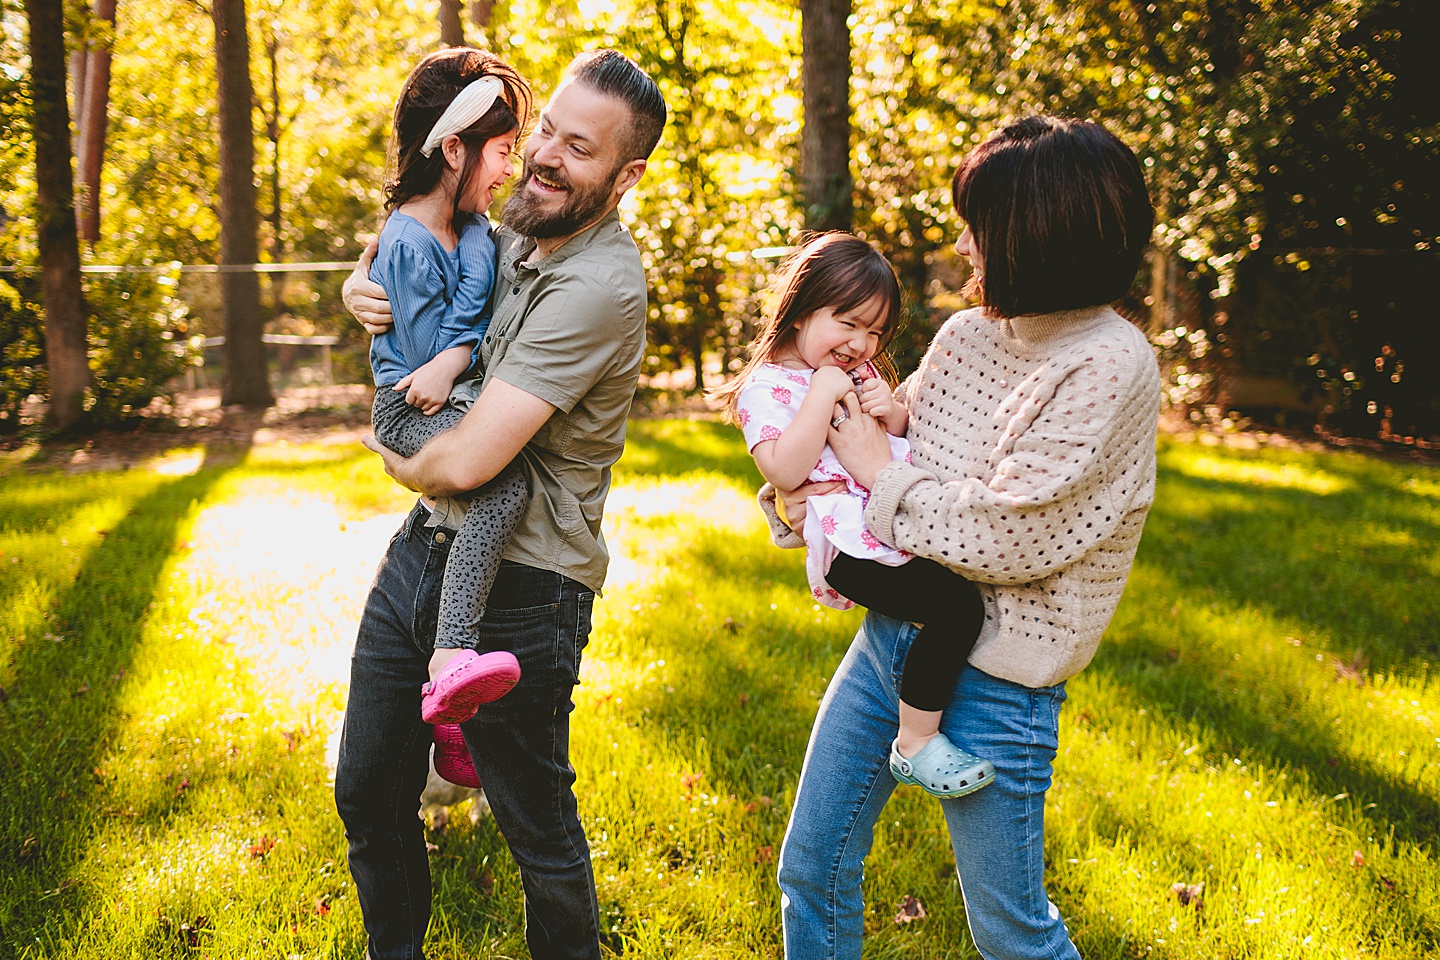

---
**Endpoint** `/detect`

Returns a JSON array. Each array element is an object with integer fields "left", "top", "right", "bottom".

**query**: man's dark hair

[
  {"left": 951, "top": 116, "right": 1154, "bottom": 318},
  {"left": 564, "top": 49, "right": 667, "bottom": 163}
]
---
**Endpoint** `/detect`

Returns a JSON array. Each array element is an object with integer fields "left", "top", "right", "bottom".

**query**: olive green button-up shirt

[{"left": 430, "top": 208, "right": 647, "bottom": 594}]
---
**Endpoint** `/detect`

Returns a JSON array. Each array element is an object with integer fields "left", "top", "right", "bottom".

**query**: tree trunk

[
  {"left": 212, "top": 0, "right": 273, "bottom": 407},
  {"left": 469, "top": 0, "right": 493, "bottom": 45},
  {"left": 264, "top": 33, "right": 288, "bottom": 321},
  {"left": 26, "top": 0, "right": 92, "bottom": 431},
  {"left": 440, "top": 0, "right": 465, "bottom": 46},
  {"left": 75, "top": 0, "right": 116, "bottom": 244},
  {"left": 799, "top": 0, "right": 852, "bottom": 232}
]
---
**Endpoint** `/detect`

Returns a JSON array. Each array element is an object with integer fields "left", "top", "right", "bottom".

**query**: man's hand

[
  {"left": 343, "top": 239, "right": 394, "bottom": 334},
  {"left": 360, "top": 434, "right": 418, "bottom": 491}
]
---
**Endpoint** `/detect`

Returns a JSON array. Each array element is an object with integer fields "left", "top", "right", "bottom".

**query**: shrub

[{"left": 0, "top": 277, "right": 45, "bottom": 434}]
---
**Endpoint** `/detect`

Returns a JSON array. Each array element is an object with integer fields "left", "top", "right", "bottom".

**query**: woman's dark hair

[
  {"left": 951, "top": 115, "right": 1154, "bottom": 318},
  {"left": 385, "top": 49, "right": 533, "bottom": 226},
  {"left": 709, "top": 232, "right": 903, "bottom": 417}
]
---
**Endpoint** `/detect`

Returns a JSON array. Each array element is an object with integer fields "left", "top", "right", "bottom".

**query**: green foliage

[
  {"left": 0, "top": 277, "right": 45, "bottom": 433},
  {"left": 1, "top": 0, "right": 1433, "bottom": 437},
  {"left": 82, "top": 268, "right": 193, "bottom": 426}
]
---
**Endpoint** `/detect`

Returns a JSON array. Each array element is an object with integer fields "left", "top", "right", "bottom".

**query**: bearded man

[{"left": 333, "top": 49, "right": 665, "bottom": 960}]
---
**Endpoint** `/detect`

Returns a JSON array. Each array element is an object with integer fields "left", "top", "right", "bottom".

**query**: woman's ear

[{"left": 441, "top": 135, "right": 466, "bottom": 173}]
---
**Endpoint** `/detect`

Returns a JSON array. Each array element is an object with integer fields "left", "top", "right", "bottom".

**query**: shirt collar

[{"left": 499, "top": 208, "right": 623, "bottom": 273}]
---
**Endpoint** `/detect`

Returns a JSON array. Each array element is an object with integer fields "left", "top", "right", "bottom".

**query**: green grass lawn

[{"left": 1, "top": 423, "right": 1436, "bottom": 958}]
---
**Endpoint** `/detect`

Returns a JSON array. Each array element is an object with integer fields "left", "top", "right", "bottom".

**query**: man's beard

[{"left": 502, "top": 160, "right": 616, "bottom": 240}]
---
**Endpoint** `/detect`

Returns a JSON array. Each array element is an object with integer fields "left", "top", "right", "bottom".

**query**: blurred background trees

[{"left": 0, "top": 0, "right": 1434, "bottom": 444}]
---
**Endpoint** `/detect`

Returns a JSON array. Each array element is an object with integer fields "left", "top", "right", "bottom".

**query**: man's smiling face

[{"left": 502, "top": 80, "right": 635, "bottom": 240}]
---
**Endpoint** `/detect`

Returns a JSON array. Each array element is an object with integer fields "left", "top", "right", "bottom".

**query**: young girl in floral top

[{"left": 712, "top": 233, "right": 992, "bottom": 798}]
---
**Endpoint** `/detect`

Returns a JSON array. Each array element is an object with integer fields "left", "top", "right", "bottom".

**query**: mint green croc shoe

[{"left": 890, "top": 733, "right": 994, "bottom": 798}]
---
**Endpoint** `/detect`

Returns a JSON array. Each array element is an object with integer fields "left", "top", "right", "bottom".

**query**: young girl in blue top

[{"left": 368, "top": 49, "right": 533, "bottom": 786}]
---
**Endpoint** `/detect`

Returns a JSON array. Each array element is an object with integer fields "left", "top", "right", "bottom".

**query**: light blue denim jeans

[{"left": 777, "top": 611, "right": 1079, "bottom": 960}]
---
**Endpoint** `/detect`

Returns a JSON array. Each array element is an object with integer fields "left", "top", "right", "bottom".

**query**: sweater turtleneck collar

[{"left": 1002, "top": 305, "right": 1116, "bottom": 351}]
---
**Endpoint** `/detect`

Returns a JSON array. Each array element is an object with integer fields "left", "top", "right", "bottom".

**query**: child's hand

[
  {"left": 393, "top": 363, "right": 455, "bottom": 415},
  {"left": 394, "top": 344, "right": 473, "bottom": 415},
  {"left": 811, "top": 365, "right": 857, "bottom": 403},
  {"left": 858, "top": 378, "right": 894, "bottom": 421},
  {"left": 858, "top": 378, "right": 908, "bottom": 436}
]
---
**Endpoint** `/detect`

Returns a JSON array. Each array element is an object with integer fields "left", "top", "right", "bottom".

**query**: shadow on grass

[
  {"left": 1076, "top": 453, "right": 1440, "bottom": 851},
  {"left": 0, "top": 438, "right": 250, "bottom": 951},
  {"left": 1088, "top": 449, "right": 1440, "bottom": 851},
  {"left": 1141, "top": 456, "right": 1438, "bottom": 672}
]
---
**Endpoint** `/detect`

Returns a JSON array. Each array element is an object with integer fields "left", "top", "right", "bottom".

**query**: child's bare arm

[
  {"left": 751, "top": 367, "right": 853, "bottom": 489},
  {"left": 393, "top": 344, "right": 473, "bottom": 415},
  {"left": 858, "top": 378, "right": 908, "bottom": 436}
]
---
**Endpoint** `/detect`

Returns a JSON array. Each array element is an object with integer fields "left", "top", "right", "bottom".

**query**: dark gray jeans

[{"left": 334, "top": 501, "right": 600, "bottom": 959}]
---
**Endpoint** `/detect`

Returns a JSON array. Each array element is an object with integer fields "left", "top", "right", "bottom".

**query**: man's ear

[{"left": 611, "top": 158, "right": 646, "bottom": 198}]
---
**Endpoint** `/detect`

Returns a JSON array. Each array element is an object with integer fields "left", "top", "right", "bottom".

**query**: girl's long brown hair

[
  {"left": 384, "top": 49, "right": 533, "bottom": 228},
  {"left": 709, "top": 232, "right": 903, "bottom": 420}
]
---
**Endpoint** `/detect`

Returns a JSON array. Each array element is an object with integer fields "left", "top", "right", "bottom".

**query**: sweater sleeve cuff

[
  {"left": 758, "top": 483, "right": 806, "bottom": 549},
  {"left": 863, "top": 461, "right": 934, "bottom": 547}
]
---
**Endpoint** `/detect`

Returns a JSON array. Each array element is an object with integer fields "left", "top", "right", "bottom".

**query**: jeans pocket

[
  {"left": 574, "top": 591, "right": 595, "bottom": 677},
  {"left": 481, "top": 601, "right": 566, "bottom": 709}
]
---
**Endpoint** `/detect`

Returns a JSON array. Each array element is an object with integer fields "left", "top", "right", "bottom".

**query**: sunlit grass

[{"left": 1, "top": 426, "right": 1436, "bottom": 958}]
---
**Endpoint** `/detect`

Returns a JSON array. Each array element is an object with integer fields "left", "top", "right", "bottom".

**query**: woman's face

[{"left": 954, "top": 226, "right": 981, "bottom": 276}]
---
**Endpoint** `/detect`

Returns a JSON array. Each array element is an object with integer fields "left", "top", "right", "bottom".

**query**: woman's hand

[
  {"left": 343, "top": 239, "right": 393, "bottom": 334},
  {"left": 828, "top": 393, "right": 895, "bottom": 490},
  {"left": 776, "top": 479, "right": 847, "bottom": 531}
]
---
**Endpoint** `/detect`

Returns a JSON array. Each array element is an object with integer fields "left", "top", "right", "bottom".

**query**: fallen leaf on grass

[
  {"left": 743, "top": 795, "right": 773, "bottom": 814},
  {"left": 248, "top": 836, "right": 276, "bottom": 859},
  {"left": 1171, "top": 882, "right": 1204, "bottom": 909},
  {"left": 179, "top": 916, "right": 209, "bottom": 948},
  {"left": 894, "top": 895, "right": 926, "bottom": 924},
  {"left": 754, "top": 845, "right": 773, "bottom": 864},
  {"left": 1350, "top": 850, "right": 1365, "bottom": 867}
]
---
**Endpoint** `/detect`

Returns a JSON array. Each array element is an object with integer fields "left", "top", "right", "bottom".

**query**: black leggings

[{"left": 825, "top": 553, "right": 985, "bottom": 712}]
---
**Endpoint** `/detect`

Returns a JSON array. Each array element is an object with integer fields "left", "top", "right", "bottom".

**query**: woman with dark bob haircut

[{"left": 764, "top": 115, "right": 1161, "bottom": 958}]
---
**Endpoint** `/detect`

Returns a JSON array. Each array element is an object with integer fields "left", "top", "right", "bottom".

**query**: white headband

[{"left": 420, "top": 76, "right": 505, "bottom": 157}]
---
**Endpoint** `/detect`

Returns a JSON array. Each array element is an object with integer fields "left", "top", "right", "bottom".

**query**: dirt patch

[
  {"left": 3, "top": 385, "right": 375, "bottom": 473},
  {"left": 5, "top": 384, "right": 1434, "bottom": 474}
]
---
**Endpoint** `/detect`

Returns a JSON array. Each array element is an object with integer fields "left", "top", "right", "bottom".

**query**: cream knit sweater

[{"left": 764, "top": 304, "right": 1160, "bottom": 689}]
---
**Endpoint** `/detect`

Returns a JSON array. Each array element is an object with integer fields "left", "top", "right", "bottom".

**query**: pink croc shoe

[
  {"left": 431, "top": 724, "right": 481, "bottom": 789},
  {"left": 420, "top": 649, "right": 522, "bottom": 724}
]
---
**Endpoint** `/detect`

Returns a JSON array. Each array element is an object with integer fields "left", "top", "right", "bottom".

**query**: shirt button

[
  {"left": 512, "top": 285, "right": 520, "bottom": 294},
  {"left": 434, "top": 531, "right": 448, "bottom": 544}
]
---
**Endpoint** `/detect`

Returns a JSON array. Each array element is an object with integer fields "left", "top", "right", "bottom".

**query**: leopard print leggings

[{"left": 373, "top": 386, "right": 529, "bottom": 650}]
